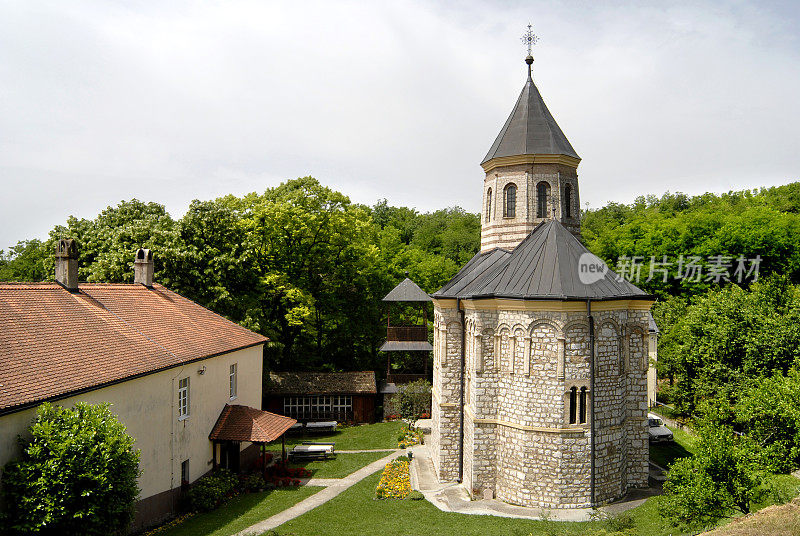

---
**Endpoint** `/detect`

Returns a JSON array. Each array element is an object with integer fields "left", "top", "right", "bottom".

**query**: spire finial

[{"left": 521, "top": 23, "right": 539, "bottom": 78}]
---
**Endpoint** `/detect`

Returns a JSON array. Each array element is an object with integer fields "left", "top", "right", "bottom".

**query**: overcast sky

[{"left": 1, "top": 1, "right": 798, "bottom": 252}]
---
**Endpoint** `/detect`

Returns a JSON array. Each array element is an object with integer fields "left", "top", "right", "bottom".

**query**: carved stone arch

[
  {"left": 599, "top": 318, "right": 621, "bottom": 337},
  {"left": 627, "top": 325, "right": 647, "bottom": 371},
  {"left": 527, "top": 318, "right": 563, "bottom": 338},
  {"left": 563, "top": 320, "right": 590, "bottom": 381},
  {"left": 597, "top": 318, "right": 622, "bottom": 377},
  {"left": 479, "top": 327, "right": 495, "bottom": 372},
  {"left": 563, "top": 319, "right": 589, "bottom": 334}
]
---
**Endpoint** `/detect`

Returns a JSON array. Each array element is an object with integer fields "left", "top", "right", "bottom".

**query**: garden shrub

[
  {"left": 1, "top": 402, "right": 140, "bottom": 536},
  {"left": 186, "top": 469, "right": 238, "bottom": 512},
  {"left": 399, "top": 380, "right": 431, "bottom": 426},
  {"left": 240, "top": 472, "right": 266, "bottom": 493}
]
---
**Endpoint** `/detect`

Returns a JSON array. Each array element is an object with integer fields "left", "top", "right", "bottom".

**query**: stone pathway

[
  {"left": 336, "top": 449, "right": 398, "bottom": 454},
  {"left": 232, "top": 450, "right": 404, "bottom": 536}
]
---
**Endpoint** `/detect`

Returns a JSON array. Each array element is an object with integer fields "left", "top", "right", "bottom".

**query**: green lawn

[
  {"left": 271, "top": 420, "right": 405, "bottom": 451},
  {"left": 153, "top": 486, "right": 323, "bottom": 536},
  {"left": 267, "top": 471, "right": 696, "bottom": 536},
  {"left": 649, "top": 426, "right": 698, "bottom": 469},
  {"left": 289, "top": 451, "right": 393, "bottom": 479}
]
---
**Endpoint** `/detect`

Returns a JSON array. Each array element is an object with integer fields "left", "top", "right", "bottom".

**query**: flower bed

[
  {"left": 375, "top": 456, "right": 411, "bottom": 499},
  {"left": 398, "top": 426, "right": 423, "bottom": 449}
]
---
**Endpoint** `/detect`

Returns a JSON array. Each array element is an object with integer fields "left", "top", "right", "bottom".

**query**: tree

[
  {"left": 0, "top": 239, "right": 49, "bottom": 281},
  {"left": 1, "top": 403, "right": 140, "bottom": 536},
  {"left": 47, "top": 199, "right": 178, "bottom": 283},
  {"left": 660, "top": 420, "right": 766, "bottom": 530},
  {"left": 400, "top": 379, "right": 432, "bottom": 427},
  {"left": 735, "top": 369, "right": 800, "bottom": 472}
]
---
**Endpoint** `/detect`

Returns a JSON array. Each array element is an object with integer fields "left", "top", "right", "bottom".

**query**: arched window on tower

[
  {"left": 536, "top": 182, "right": 550, "bottom": 218},
  {"left": 564, "top": 184, "right": 572, "bottom": 218},
  {"left": 486, "top": 188, "right": 492, "bottom": 223},
  {"left": 579, "top": 386, "right": 588, "bottom": 424},
  {"left": 504, "top": 184, "right": 517, "bottom": 218},
  {"left": 569, "top": 386, "right": 577, "bottom": 424}
]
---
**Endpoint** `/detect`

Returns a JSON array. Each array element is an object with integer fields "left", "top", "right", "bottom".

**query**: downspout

[
  {"left": 587, "top": 299, "right": 596, "bottom": 506},
  {"left": 457, "top": 297, "right": 466, "bottom": 483}
]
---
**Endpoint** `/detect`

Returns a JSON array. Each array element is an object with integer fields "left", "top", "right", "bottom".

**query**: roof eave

[{"left": 481, "top": 154, "right": 581, "bottom": 173}]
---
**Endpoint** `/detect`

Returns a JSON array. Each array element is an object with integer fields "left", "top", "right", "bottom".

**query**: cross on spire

[{"left": 520, "top": 23, "right": 539, "bottom": 57}]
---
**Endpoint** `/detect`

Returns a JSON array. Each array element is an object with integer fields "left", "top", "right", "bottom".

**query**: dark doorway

[{"left": 220, "top": 442, "right": 241, "bottom": 473}]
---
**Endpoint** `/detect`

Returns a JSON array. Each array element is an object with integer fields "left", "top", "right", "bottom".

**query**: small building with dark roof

[
  {"left": 263, "top": 371, "right": 378, "bottom": 423},
  {"left": 430, "top": 50, "right": 655, "bottom": 511}
]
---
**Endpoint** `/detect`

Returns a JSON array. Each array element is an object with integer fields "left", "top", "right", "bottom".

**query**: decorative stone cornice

[{"left": 481, "top": 154, "right": 581, "bottom": 173}]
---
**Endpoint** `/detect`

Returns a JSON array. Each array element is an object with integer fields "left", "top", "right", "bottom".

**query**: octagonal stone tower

[
  {"left": 480, "top": 55, "right": 581, "bottom": 252},
  {"left": 430, "top": 57, "right": 653, "bottom": 509}
]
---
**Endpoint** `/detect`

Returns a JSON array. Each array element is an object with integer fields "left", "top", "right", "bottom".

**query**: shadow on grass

[
  {"left": 156, "top": 486, "right": 321, "bottom": 536},
  {"left": 650, "top": 440, "right": 692, "bottom": 469}
]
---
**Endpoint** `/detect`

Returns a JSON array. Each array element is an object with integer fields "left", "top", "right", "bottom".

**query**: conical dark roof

[
  {"left": 382, "top": 277, "right": 431, "bottom": 302},
  {"left": 481, "top": 71, "right": 579, "bottom": 165},
  {"left": 434, "top": 219, "right": 649, "bottom": 300}
]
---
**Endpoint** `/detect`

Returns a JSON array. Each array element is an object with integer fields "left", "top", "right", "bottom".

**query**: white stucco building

[{"left": 0, "top": 241, "right": 272, "bottom": 528}]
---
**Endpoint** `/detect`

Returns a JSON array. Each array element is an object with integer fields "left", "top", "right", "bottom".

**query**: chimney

[
  {"left": 134, "top": 248, "right": 154, "bottom": 287},
  {"left": 55, "top": 238, "right": 79, "bottom": 291}
]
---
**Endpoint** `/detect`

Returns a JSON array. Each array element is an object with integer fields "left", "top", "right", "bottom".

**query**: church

[{"left": 430, "top": 47, "right": 654, "bottom": 508}]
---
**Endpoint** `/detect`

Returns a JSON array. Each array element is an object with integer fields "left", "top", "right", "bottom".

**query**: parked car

[{"left": 648, "top": 413, "right": 674, "bottom": 443}]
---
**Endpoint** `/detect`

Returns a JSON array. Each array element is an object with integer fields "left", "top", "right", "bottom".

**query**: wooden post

[{"left": 281, "top": 434, "right": 286, "bottom": 462}]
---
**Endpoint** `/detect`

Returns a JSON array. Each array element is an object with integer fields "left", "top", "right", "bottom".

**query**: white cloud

[{"left": 1, "top": 0, "right": 798, "bottom": 250}]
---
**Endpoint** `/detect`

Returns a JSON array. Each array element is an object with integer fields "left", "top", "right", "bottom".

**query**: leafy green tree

[
  {"left": 660, "top": 420, "right": 766, "bottom": 529},
  {"left": 1, "top": 403, "right": 140, "bottom": 536},
  {"left": 734, "top": 369, "right": 800, "bottom": 472},
  {"left": 0, "top": 239, "right": 49, "bottom": 281},
  {"left": 399, "top": 379, "right": 432, "bottom": 426},
  {"left": 242, "top": 177, "right": 385, "bottom": 371},
  {"left": 48, "top": 199, "right": 178, "bottom": 283},
  {"left": 655, "top": 276, "right": 800, "bottom": 414}
]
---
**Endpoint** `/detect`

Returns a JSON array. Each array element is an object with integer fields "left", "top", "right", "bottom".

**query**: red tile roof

[
  {"left": 0, "top": 283, "right": 267, "bottom": 414},
  {"left": 209, "top": 404, "right": 296, "bottom": 443}
]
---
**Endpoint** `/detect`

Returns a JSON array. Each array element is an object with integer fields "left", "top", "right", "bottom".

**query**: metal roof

[
  {"left": 481, "top": 70, "right": 580, "bottom": 165},
  {"left": 382, "top": 277, "right": 431, "bottom": 302},
  {"left": 433, "top": 219, "right": 650, "bottom": 301}
]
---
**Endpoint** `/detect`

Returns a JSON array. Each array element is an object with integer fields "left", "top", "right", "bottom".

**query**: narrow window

[
  {"left": 181, "top": 459, "right": 190, "bottom": 485},
  {"left": 537, "top": 182, "right": 549, "bottom": 218},
  {"left": 579, "top": 387, "right": 588, "bottom": 424},
  {"left": 486, "top": 188, "right": 492, "bottom": 223},
  {"left": 229, "top": 363, "right": 238, "bottom": 399},
  {"left": 569, "top": 387, "right": 577, "bottom": 424},
  {"left": 565, "top": 184, "right": 572, "bottom": 218},
  {"left": 178, "top": 377, "right": 190, "bottom": 419},
  {"left": 504, "top": 184, "right": 517, "bottom": 218}
]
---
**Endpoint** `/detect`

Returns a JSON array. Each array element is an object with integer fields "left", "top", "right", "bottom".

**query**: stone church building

[{"left": 430, "top": 55, "right": 655, "bottom": 508}]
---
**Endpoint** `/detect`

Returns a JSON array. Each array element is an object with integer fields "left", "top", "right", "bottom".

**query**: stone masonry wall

[
  {"left": 433, "top": 301, "right": 652, "bottom": 508},
  {"left": 481, "top": 163, "right": 581, "bottom": 251}
]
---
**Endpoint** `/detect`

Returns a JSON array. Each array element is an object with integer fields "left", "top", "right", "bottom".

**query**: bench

[{"left": 288, "top": 442, "right": 336, "bottom": 462}]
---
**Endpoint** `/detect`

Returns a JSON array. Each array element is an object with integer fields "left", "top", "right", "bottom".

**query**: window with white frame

[
  {"left": 229, "top": 363, "right": 238, "bottom": 399},
  {"left": 178, "top": 377, "right": 190, "bottom": 419},
  {"left": 283, "top": 395, "right": 353, "bottom": 419}
]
